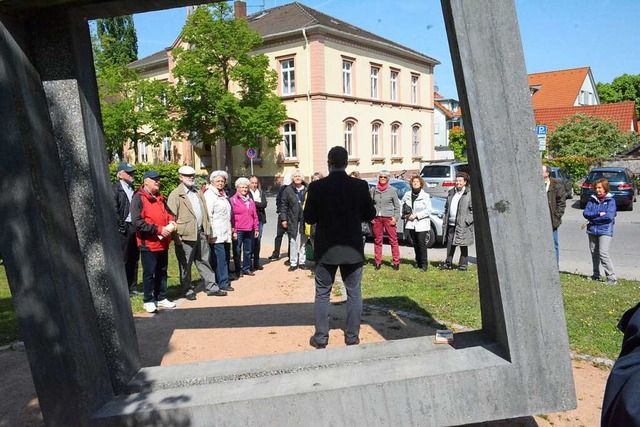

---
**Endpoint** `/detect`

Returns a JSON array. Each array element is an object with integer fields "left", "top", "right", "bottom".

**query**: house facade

[
  {"left": 432, "top": 92, "right": 461, "bottom": 160},
  {"left": 129, "top": 1, "right": 440, "bottom": 184}
]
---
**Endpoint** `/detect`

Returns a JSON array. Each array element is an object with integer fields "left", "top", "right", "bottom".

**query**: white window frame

[
  {"left": 412, "top": 126, "right": 420, "bottom": 156},
  {"left": 370, "top": 67, "right": 379, "bottom": 99},
  {"left": 344, "top": 122, "right": 354, "bottom": 157},
  {"left": 434, "top": 123, "right": 440, "bottom": 135},
  {"left": 140, "top": 140, "right": 148, "bottom": 163},
  {"left": 281, "top": 59, "right": 295, "bottom": 95},
  {"left": 391, "top": 124, "right": 399, "bottom": 156},
  {"left": 411, "top": 75, "right": 419, "bottom": 104},
  {"left": 372, "top": 123, "right": 381, "bottom": 157},
  {"left": 342, "top": 60, "right": 352, "bottom": 95},
  {"left": 282, "top": 122, "right": 297, "bottom": 160},
  {"left": 162, "top": 137, "right": 171, "bottom": 162},
  {"left": 390, "top": 71, "right": 398, "bottom": 101}
]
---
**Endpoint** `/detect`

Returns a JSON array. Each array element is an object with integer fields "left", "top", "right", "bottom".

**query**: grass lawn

[{"left": 0, "top": 254, "right": 636, "bottom": 360}]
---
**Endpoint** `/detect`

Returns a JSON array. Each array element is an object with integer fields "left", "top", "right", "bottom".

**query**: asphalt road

[{"left": 260, "top": 195, "right": 640, "bottom": 280}]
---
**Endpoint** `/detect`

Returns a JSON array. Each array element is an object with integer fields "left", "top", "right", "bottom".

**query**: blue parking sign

[{"left": 536, "top": 125, "right": 547, "bottom": 135}]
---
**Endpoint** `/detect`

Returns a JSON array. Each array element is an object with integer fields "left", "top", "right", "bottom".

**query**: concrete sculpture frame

[{"left": 0, "top": 0, "right": 576, "bottom": 425}]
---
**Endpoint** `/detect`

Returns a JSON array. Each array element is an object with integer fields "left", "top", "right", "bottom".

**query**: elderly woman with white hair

[
  {"left": 203, "top": 170, "right": 234, "bottom": 291},
  {"left": 229, "top": 177, "right": 259, "bottom": 278},
  {"left": 279, "top": 169, "right": 308, "bottom": 271}
]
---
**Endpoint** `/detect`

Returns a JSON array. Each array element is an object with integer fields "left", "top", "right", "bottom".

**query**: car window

[
  {"left": 421, "top": 165, "right": 452, "bottom": 178},
  {"left": 454, "top": 164, "right": 470, "bottom": 175},
  {"left": 391, "top": 182, "right": 410, "bottom": 199},
  {"left": 588, "top": 171, "right": 626, "bottom": 183}
]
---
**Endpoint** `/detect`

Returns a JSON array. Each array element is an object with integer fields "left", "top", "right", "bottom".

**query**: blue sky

[{"left": 133, "top": 0, "right": 639, "bottom": 98}]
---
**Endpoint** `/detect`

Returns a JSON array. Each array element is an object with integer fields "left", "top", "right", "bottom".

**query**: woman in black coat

[{"left": 249, "top": 175, "right": 267, "bottom": 271}]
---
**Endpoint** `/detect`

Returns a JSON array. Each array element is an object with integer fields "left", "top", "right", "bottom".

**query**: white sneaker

[
  {"left": 156, "top": 299, "right": 176, "bottom": 309},
  {"left": 143, "top": 302, "right": 157, "bottom": 313}
]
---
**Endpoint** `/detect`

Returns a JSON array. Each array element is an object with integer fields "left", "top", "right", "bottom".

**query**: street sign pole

[{"left": 246, "top": 148, "right": 257, "bottom": 176}]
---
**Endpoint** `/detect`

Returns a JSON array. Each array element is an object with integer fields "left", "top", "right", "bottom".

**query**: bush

[{"left": 109, "top": 163, "right": 184, "bottom": 196}]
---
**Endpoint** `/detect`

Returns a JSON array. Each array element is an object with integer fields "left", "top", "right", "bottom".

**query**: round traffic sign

[{"left": 246, "top": 148, "right": 257, "bottom": 159}]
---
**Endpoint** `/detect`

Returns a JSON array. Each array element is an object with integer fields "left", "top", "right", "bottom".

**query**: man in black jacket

[
  {"left": 268, "top": 174, "right": 291, "bottom": 261},
  {"left": 113, "top": 162, "right": 139, "bottom": 296},
  {"left": 543, "top": 165, "right": 566, "bottom": 264},
  {"left": 304, "top": 146, "right": 376, "bottom": 348}
]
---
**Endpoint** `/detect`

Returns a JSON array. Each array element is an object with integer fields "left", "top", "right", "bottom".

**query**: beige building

[{"left": 130, "top": 1, "right": 440, "bottom": 186}]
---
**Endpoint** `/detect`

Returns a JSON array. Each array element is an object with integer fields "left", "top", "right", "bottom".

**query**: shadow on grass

[{"left": 363, "top": 295, "right": 446, "bottom": 329}]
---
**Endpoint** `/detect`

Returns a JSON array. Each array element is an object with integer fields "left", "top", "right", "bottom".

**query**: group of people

[
  {"left": 113, "top": 163, "right": 267, "bottom": 314},
  {"left": 543, "top": 164, "right": 618, "bottom": 285}
]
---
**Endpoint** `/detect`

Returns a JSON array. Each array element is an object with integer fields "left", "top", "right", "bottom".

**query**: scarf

[
  {"left": 411, "top": 188, "right": 420, "bottom": 203},
  {"left": 377, "top": 181, "right": 389, "bottom": 192},
  {"left": 239, "top": 193, "right": 251, "bottom": 208}
]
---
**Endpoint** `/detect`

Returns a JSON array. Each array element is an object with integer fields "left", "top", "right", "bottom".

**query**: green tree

[
  {"left": 93, "top": 16, "right": 138, "bottom": 73},
  {"left": 448, "top": 126, "right": 467, "bottom": 161},
  {"left": 597, "top": 73, "right": 640, "bottom": 118},
  {"left": 171, "top": 3, "right": 287, "bottom": 174},
  {"left": 547, "top": 114, "right": 638, "bottom": 158},
  {"left": 92, "top": 17, "right": 173, "bottom": 160}
]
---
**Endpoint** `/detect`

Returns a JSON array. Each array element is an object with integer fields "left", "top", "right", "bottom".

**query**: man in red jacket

[{"left": 131, "top": 170, "right": 177, "bottom": 313}]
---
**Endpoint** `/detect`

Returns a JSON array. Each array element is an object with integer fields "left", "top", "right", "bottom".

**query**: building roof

[
  {"left": 247, "top": 2, "right": 439, "bottom": 65},
  {"left": 528, "top": 67, "right": 591, "bottom": 109},
  {"left": 128, "top": 49, "right": 168, "bottom": 70},
  {"left": 534, "top": 101, "right": 638, "bottom": 133}
]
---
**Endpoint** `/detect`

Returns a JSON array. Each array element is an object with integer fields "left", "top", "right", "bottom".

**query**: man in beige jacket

[{"left": 168, "top": 166, "right": 227, "bottom": 300}]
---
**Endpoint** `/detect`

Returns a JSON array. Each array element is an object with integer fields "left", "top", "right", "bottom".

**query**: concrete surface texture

[{"left": 0, "top": 0, "right": 576, "bottom": 425}]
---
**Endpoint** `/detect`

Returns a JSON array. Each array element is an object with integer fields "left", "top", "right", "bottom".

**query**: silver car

[
  {"left": 365, "top": 178, "right": 445, "bottom": 248},
  {"left": 420, "top": 161, "right": 470, "bottom": 198}
]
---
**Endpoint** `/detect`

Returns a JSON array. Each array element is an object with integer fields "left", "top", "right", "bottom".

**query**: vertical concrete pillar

[{"left": 0, "top": 9, "right": 139, "bottom": 425}]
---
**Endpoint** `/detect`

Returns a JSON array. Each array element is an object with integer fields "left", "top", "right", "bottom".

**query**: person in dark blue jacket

[{"left": 582, "top": 178, "right": 617, "bottom": 285}]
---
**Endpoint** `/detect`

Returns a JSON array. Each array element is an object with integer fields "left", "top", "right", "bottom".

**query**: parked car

[
  {"left": 419, "top": 161, "right": 470, "bottom": 198},
  {"left": 579, "top": 167, "right": 637, "bottom": 210},
  {"left": 364, "top": 178, "right": 445, "bottom": 248},
  {"left": 548, "top": 166, "right": 574, "bottom": 199}
]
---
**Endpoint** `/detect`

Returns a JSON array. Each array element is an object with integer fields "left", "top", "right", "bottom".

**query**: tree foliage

[
  {"left": 93, "top": 16, "right": 138, "bottom": 73},
  {"left": 92, "top": 17, "right": 173, "bottom": 160},
  {"left": 448, "top": 126, "right": 467, "bottom": 161},
  {"left": 597, "top": 73, "right": 640, "bottom": 118},
  {"left": 547, "top": 114, "right": 638, "bottom": 158},
  {"left": 171, "top": 3, "right": 287, "bottom": 173}
]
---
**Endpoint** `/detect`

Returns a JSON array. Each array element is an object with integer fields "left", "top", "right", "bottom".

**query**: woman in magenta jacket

[{"left": 229, "top": 177, "right": 259, "bottom": 278}]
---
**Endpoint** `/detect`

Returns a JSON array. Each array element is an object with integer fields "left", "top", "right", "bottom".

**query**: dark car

[
  {"left": 549, "top": 167, "right": 574, "bottom": 200},
  {"left": 579, "top": 167, "right": 637, "bottom": 211},
  {"left": 364, "top": 178, "right": 445, "bottom": 247}
]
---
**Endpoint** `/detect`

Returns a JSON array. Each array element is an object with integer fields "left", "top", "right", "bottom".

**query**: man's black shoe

[
  {"left": 458, "top": 266, "right": 467, "bottom": 272},
  {"left": 129, "top": 290, "right": 141, "bottom": 297},
  {"left": 345, "top": 338, "right": 360, "bottom": 346},
  {"left": 220, "top": 286, "right": 234, "bottom": 292},
  {"left": 206, "top": 290, "right": 228, "bottom": 297},
  {"left": 185, "top": 293, "right": 197, "bottom": 301},
  {"left": 298, "top": 264, "right": 307, "bottom": 271},
  {"left": 268, "top": 254, "right": 279, "bottom": 261},
  {"left": 438, "top": 263, "right": 452, "bottom": 270},
  {"left": 309, "top": 336, "right": 327, "bottom": 349},
  {"left": 244, "top": 271, "right": 255, "bottom": 276},
  {"left": 288, "top": 266, "right": 298, "bottom": 272},
  {"left": 254, "top": 265, "right": 264, "bottom": 270},
  {"left": 392, "top": 264, "right": 399, "bottom": 271},
  {"left": 284, "top": 260, "right": 291, "bottom": 266}
]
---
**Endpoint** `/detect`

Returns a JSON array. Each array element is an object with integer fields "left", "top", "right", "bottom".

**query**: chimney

[{"left": 234, "top": 1, "right": 247, "bottom": 19}]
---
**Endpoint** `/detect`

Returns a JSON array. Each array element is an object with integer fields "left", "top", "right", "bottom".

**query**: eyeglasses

[{"left": 379, "top": 176, "right": 389, "bottom": 179}]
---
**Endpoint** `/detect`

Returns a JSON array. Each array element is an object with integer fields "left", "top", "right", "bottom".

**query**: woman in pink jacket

[{"left": 229, "top": 177, "right": 259, "bottom": 278}]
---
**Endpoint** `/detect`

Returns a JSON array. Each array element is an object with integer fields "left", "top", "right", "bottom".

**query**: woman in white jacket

[
  {"left": 204, "top": 171, "right": 234, "bottom": 291},
  {"left": 401, "top": 175, "right": 432, "bottom": 271}
]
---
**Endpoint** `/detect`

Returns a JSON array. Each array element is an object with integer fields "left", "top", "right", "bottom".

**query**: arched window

[
  {"left": 344, "top": 121, "right": 354, "bottom": 156},
  {"left": 371, "top": 123, "right": 381, "bottom": 156},
  {"left": 282, "top": 122, "right": 297, "bottom": 159},
  {"left": 391, "top": 124, "right": 400, "bottom": 156},
  {"left": 412, "top": 125, "right": 420, "bottom": 156}
]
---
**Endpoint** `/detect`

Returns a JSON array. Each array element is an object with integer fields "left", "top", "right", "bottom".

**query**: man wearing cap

[
  {"left": 131, "top": 170, "right": 177, "bottom": 313},
  {"left": 113, "top": 162, "right": 140, "bottom": 296},
  {"left": 168, "top": 166, "right": 227, "bottom": 300}
]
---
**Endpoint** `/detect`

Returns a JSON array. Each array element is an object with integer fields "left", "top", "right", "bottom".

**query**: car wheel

[
  {"left": 567, "top": 188, "right": 574, "bottom": 200},
  {"left": 629, "top": 201, "right": 634, "bottom": 211},
  {"left": 425, "top": 224, "right": 436, "bottom": 249}
]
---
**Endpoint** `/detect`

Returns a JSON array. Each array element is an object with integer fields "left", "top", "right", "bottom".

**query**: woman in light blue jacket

[
  {"left": 583, "top": 178, "right": 617, "bottom": 285},
  {"left": 401, "top": 175, "right": 432, "bottom": 271}
]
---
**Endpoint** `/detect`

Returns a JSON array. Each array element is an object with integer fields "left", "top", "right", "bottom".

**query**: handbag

[
  {"left": 402, "top": 202, "right": 413, "bottom": 217},
  {"left": 305, "top": 240, "right": 314, "bottom": 261},
  {"left": 361, "top": 221, "right": 372, "bottom": 236}
]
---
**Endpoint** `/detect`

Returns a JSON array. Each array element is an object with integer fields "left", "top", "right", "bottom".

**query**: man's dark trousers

[
  {"left": 120, "top": 223, "right": 139, "bottom": 292},
  {"left": 271, "top": 220, "right": 289, "bottom": 258},
  {"left": 140, "top": 250, "right": 168, "bottom": 303},
  {"left": 313, "top": 262, "right": 363, "bottom": 346}
]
